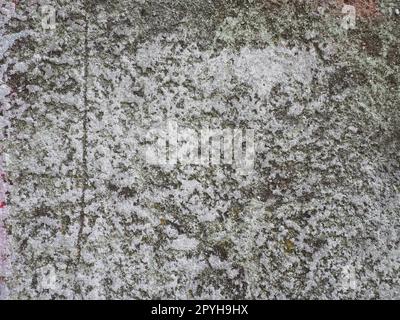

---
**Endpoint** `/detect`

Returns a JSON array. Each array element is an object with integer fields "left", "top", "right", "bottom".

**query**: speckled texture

[{"left": 1, "top": 0, "right": 399, "bottom": 299}]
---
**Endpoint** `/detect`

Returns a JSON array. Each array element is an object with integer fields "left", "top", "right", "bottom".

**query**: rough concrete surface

[{"left": 0, "top": 0, "right": 399, "bottom": 299}]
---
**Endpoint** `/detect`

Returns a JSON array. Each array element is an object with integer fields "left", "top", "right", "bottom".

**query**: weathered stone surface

[{"left": 1, "top": 0, "right": 399, "bottom": 299}]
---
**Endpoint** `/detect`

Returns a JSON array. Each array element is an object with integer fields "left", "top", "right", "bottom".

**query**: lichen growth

[{"left": 1, "top": 0, "right": 399, "bottom": 299}]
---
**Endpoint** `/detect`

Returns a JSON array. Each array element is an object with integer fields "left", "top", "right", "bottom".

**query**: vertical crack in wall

[
  {"left": 0, "top": 1, "right": 21, "bottom": 299},
  {"left": 76, "top": 1, "right": 90, "bottom": 266},
  {"left": 0, "top": 155, "right": 9, "bottom": 299}
]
